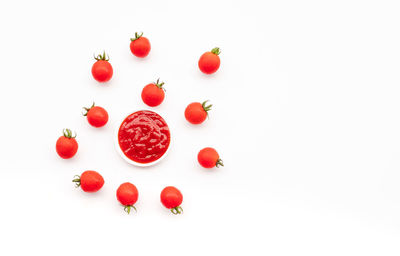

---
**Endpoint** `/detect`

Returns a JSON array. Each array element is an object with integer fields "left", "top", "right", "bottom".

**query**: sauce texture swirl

[{"left": 118, "top": 110, "right": 170, "bottom": 164}]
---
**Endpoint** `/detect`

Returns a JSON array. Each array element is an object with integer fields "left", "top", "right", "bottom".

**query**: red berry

[
  {"left": 141, "top": 79, "right": 165, "bottom": 107},
  {"left": 56, "top": 129, "right": 78, "bottom": 159},
  {"left": 198, "top": 47, "right": 221, "bottom": 74},
  {"left": 83, "top": 103, "right": 109, "bottom": 127},
  {"left": 160, "top": 186, "right": 183, "bottom": 215},
  {"left": 184, "top": 101, "right": 212, "bottom": 124},
  {"left": 130, "top": 32, "right": 151, "bottom": 58},
  {"left": 198, "top": 147, "right": 223, "bottom": 168},
  {"left": 91, "top": 51, "right": 113, "bottom": 82},
  {"left": 116, "top": 182, "right": 139, "bottom": 214},
  {"left": 73, "top": 170, "right": 104, "bottom": 192}
]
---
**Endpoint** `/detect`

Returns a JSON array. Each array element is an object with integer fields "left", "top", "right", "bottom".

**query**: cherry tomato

[
  {"left": 198, "top": 147, "right": 223, "bottom": 168},
  {"left": 116, "top": 182, "right": 139, "bottom": 214},
  {"left": 82, "top": 102, "right": 109, "bottom": 127},
  {"left": 141, "top": 78, "right": 165, "bottom": 107},
  {"left": 72, "top": 170, "right": 104, "bottom": 192},
  {"left": 91, "top": 51, "right": 113, "bottom": 82},
  {"left": 130, "top": 32, "right": 151, "bottom": 58},
  {"left": 184, "top": 100, "right": 212, "bottom": 124},
  {"left": 198, "top": 47, "right": 221, "bottom": 74},
  {"left": 160, "top": 186, "right": 183, "bottom": 215},
  {"left": 56, "top": 129, "right": 78, "bottom": 159}
]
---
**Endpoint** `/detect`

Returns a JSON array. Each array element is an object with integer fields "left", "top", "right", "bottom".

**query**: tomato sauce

[{"left": 118, "top": 110, "right": 171, "bottom": 164}]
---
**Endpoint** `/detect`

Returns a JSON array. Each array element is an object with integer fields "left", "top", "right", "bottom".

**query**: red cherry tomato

[
  {"left": 91, "top": 51, "right": 113, "bottom": 82},
  {"left": 130, "top": 32, "right": 151, "bottom": 58},
  {"left": 116, "top": 182, "right": 139, "bottom": 214},
  {"left": 198, "top": 147, "right": 223, "bottom": 168},
  {"left": 72, "top": 170, "right": 104, "bottom": 192},
  {"left": 56, "top": 129, "right": 78, "bottom": 159},
  {"left": 198, "top": 47, "right": 221, "bottom": 74},
  {"left": 160, "top": 186, "right": 183, "bottom": 215},
  {"left": 184, "top": 100, "right": 212, "bottom": 124},
  {"left": 141, "top": 79, "right": 165, "bottom": 107},
  {"left": 82, "top": 102, "right": 109, "bottom": 127}
]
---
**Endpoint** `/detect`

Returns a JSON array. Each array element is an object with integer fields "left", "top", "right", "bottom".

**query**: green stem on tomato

[
  {"left": 63, "top": 128, "right": 76, "bottom": 139},
  {"left": 211, "top": 47, "right": 221, "bottom": 55},
  {"left": 130, "top": 32, "right": 143, "bottom": 41},
  {"left": 216, "top": 159, "right": 224, "bottom": 168},
  {"left": 201, "top": 100, "right": 213, "bottom": 114},
  {"left": 94, "top": 51, "right": 109, "bottom": 61},
  {"left": 72, "top": 175, "right": 81, "bottom": 187},
  {"left": 154, "top": 78, "right": 165, "bottom": 90},
  {"left": 124, "top": 205, "right": 137, "bottom": 214},
  {"left": 82, "top": 102, "right": 95, "bottom": 116},
  {"left": 170, "top": 206, "right": 183, "bottom": 215}
]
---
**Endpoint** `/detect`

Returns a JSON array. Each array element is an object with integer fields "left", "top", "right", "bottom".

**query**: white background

[{"left": 0, "top": 0, "right": 399, "bottom": 255}]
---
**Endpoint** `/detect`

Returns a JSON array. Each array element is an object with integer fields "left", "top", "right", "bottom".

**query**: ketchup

[{"left": 118, "top": 110, "right": 170, "bottom": 164}]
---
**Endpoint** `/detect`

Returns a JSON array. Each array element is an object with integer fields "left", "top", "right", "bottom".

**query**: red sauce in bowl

[{"left": 118, "top": 110, "right": 171, "bottom": 164}]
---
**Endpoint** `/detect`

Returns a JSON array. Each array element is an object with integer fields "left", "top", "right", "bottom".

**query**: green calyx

[
  {"left": 154, "top": 78, "right": 165, "bottom": 90},
  {"left": 63, "top": 128, "right": 76, "bottom": 139},
  {"left": 201, "top": 100, "right": 213, "bottom": 114},
  {"left": 170, "top": 206, "right": 183, "bottom": 215},
  {"left": 211, "top": 47, "right": 221, "bottom": 55},
  {"left": 82, "top": 102, "right": 95, "bottom": 116},
  {"left": 124, "top": 205, "right": 137, "bottom": 214},
  {"left": 216, "top": 159, "right": 224, "bottom": 168},
  {"left": 130, "top": 32, "right": 143, "bottom": 41},
  {"left": 94, "top": 51, "right": 109, "bottom": 61},
  {"left": 72, "top": 175, "right": 81, "bottom": 187}
]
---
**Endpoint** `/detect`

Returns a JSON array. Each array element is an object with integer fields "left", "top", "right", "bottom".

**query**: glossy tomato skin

[
  {"left": 185, "top": 102, "right": 207, "bottom": 124},
  {"left": 160, "top": 186, "right": 183, "bottom": 209},
  {"left": 141, "top": 83, "right": 165, "bottom": 107},
  {"left": 198, "top": 52, "right": 220, "bottom": 74},
  {"left": 198, "top": 147, "right": 220, "bottom": 168},
  {"left": 87, "top": 106, "right": 109, "bottom": 127},
  {"left": 130, "top": 37, "right": 151, "bottom": 58},
  {"left": 80, "top": 170, "right": 104, "bottom": 192},
  {"left": 116, "top": 182, "right": 139, "bottom": 206},
  {"left": 92, "top": 60, "right": 113, "bottom": 82},
  {"left": 56, "top": 136, "right": 78, "bottom": 159}
]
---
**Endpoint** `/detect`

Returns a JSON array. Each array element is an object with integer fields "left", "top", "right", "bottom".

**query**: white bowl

[{"left": 115, "top": 110, "right": 171, "bottom": 167}]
